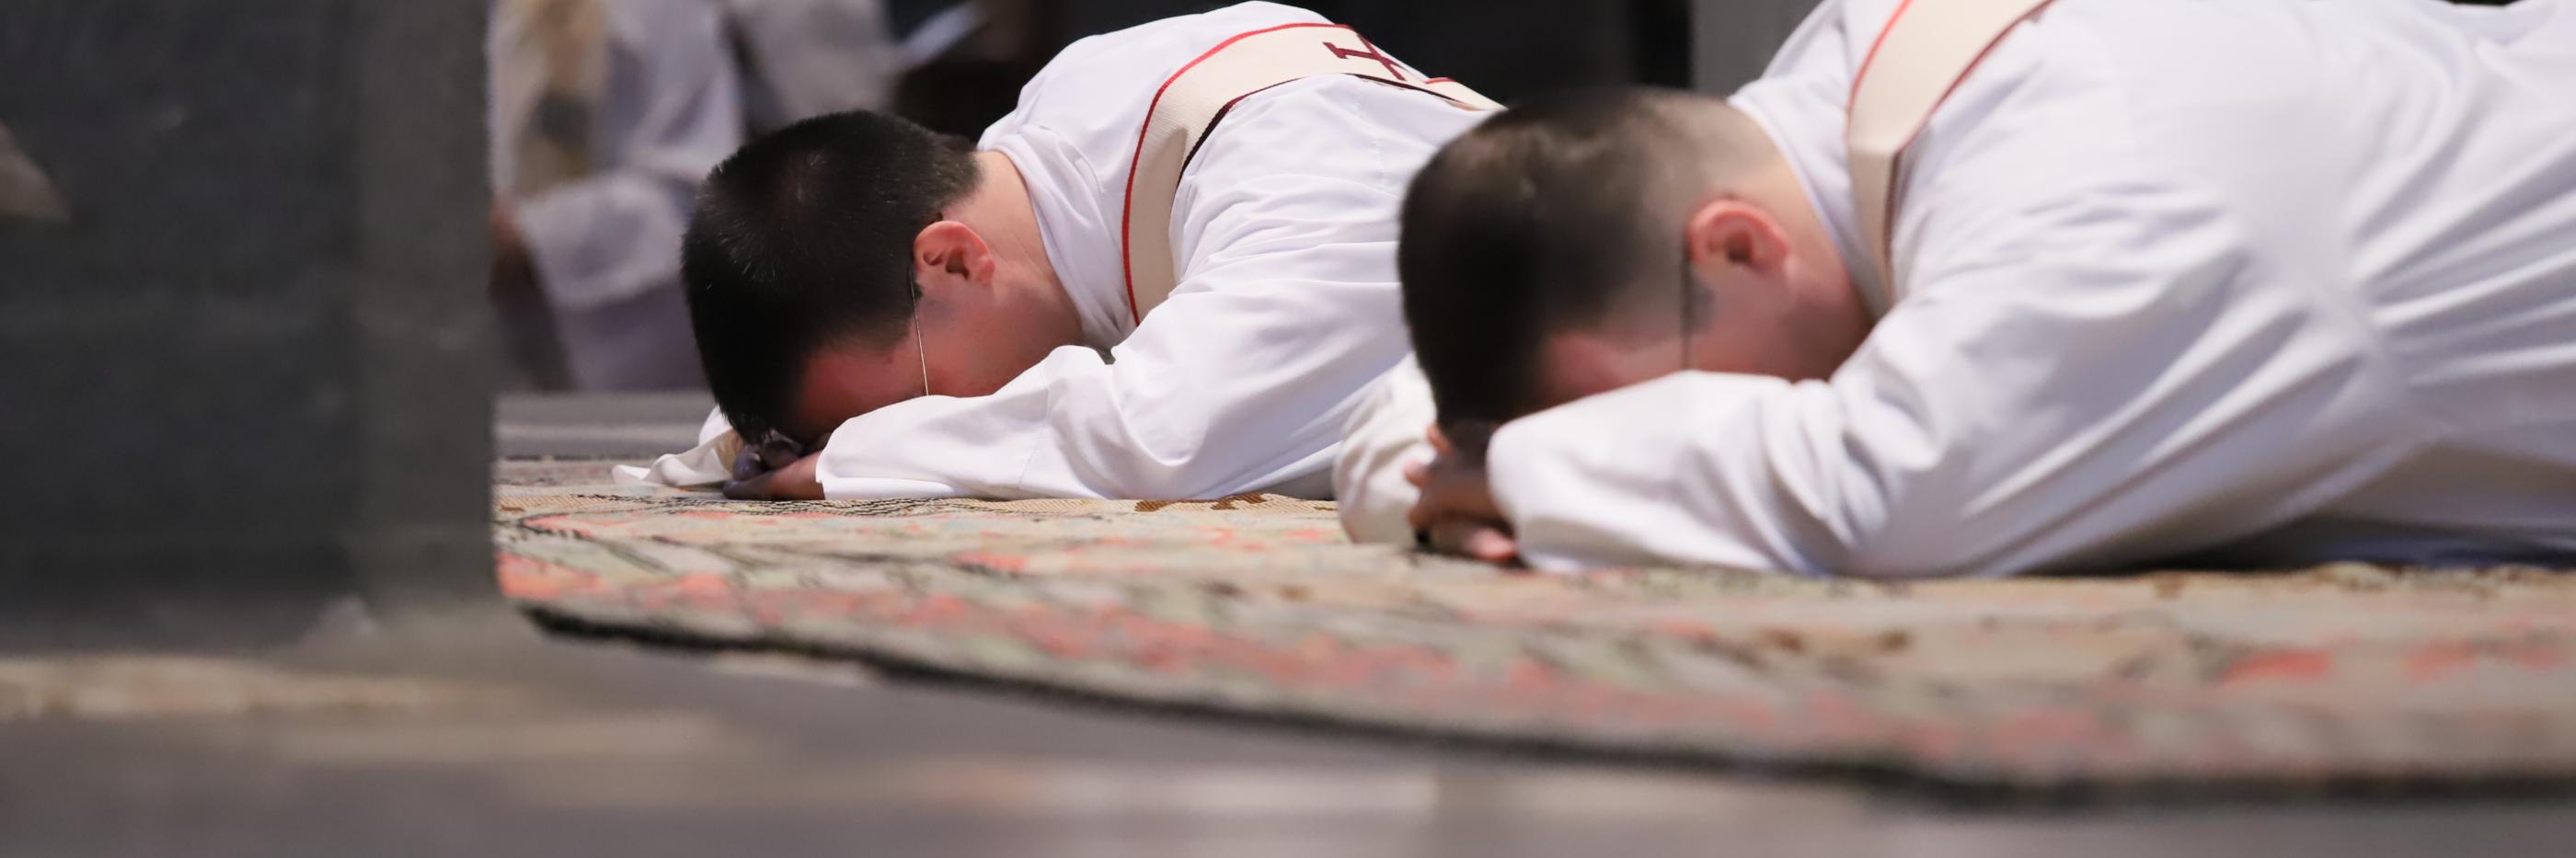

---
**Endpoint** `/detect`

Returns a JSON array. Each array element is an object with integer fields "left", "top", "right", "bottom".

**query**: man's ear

[
  {"left": 1682, "top": 200, "right": 1793, "bottom": 278},
  {"left": 912, "top": 220, "right": 995, "bottom": 292}
]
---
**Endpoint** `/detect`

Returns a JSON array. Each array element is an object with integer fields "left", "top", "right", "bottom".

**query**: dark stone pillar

[{"left": 0, "top": 1, "right": 498, "bottom": 646}]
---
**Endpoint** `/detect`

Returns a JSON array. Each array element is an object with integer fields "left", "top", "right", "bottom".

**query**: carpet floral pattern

[{"left": 496, "top": 460, "right": 2576, "bottom": 788}]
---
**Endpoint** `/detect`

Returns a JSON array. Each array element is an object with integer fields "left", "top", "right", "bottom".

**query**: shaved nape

[
  {"left": 1397, "top": 87, "right": 1788, "bottom": 426},
  {"left": 1639, "top": 90, "right": 1779, "bottom": 188}
]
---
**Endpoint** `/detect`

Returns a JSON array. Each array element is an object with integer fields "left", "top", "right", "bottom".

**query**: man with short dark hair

[
  {"left": 681, "top": 111, "right": 993, "bottom": 449},
  {"left": 1347, "top": 0, "right": 2576, "bottom": 577},
  {"left": 624, "top": 2, "right": 1494, "bottom": 501}
]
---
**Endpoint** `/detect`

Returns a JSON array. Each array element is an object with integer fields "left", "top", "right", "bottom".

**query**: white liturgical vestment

[
  {"left": 633, "top": 2, "right": 1485, "bottom": 498},
  {"left": 1339, "top": 0, "right": 2576, "bottom": 578}
]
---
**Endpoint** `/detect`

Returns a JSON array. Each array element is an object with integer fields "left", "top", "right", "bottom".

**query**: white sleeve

[
  {"left": 813, "top": 80, "right": 1441, "bottom": 501},
  {"left": 512, "top": 0, "right": 742, "bottom": 313},
  {"left": 811, "top": 242, "right": 1408, "bottom": 500},
  {"left": 610, "top": 406, "right": 738, "bottom": 487},
  {"left": 1333, "top": 358, "right": 1437, "bottom": 544},
  {"left": 1488, "top": 177, "right": 2409, "bottom": 578}
]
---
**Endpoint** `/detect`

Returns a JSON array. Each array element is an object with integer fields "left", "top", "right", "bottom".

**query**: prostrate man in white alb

[
  {"left": 1349, "top": 0, "right": 2576, "bottom": 577},
  {"left": 627, "top": 2, "right": 1497, "bottom": 500}
]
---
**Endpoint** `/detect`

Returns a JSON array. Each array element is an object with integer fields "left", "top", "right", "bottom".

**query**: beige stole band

[
  {"left": 1120, "top": 22, "right": 1500, "bottom": 323},
  {"left": 1846, "top": 0, "right": 2053, "bottom": 315}
]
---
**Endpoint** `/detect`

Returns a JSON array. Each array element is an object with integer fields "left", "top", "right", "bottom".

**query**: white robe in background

[
  {"left": 1340, "top": 0, "right": 2576, "bottom": 577},
  {"left": 490, "top": 0, "right": 898, "bottom": 391},
  {"left": 650, "top": 2, "right": 1482, "bottom": 499}
]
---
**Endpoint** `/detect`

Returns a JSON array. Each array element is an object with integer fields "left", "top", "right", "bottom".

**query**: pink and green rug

[{"left": 496, "top": 460, "right": 2576, "bottom": 789}]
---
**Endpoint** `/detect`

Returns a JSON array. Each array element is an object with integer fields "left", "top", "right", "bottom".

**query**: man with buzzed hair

[
  {"left": 1346, "top": 0, "right": 2576, "bottom": 578},
  {"left": 626, "top": 2, "right": 1497, "bottom": 501}
]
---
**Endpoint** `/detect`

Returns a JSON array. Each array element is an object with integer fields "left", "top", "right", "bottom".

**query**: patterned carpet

[{"left": 497, "top": 459, "right": 2576, "bottom": 789}]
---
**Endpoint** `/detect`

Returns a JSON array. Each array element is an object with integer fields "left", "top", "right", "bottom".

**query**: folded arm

[
  {"left": 810, "top": 208, "right": 1411, "bottom": 499},
  {"left": 1334, "top": 358, "right": 1439, "bottom": 543}
]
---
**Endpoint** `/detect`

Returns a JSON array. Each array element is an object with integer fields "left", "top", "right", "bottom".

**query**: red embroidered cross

[{"left": 1323, "top": 40, "right": 1407, "bottom": 80}]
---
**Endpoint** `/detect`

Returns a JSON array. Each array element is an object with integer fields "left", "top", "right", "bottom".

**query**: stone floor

[
  {"left": 493, "top": 391, "right": 715, "bottom": 459},
  {"left": 6, "top": 393, "right": 2571, "bottom": 857}
]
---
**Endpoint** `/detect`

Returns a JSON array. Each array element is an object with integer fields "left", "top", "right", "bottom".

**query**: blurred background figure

[
  {"left": 488, "top": 0, "right": 912, "bottom": 391},
  {"left": 487, "top": 0, "right": 1685, "bottom": 391}
]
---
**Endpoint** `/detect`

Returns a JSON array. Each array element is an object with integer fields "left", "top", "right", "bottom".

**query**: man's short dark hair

[
  {"left": 1398, "top": 87, "right": 1734, "bottom": 429},
  {"left": 682, "top": 110, "right": 981, "bottom": 440}
]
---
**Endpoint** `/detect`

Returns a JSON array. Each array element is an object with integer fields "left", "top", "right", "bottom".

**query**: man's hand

[
  {"left": 724, "top": 449, "right": 825, "bottom": 500},
  {"left": 1405, "top": 425, "right": 1520, "bottom": 566}
]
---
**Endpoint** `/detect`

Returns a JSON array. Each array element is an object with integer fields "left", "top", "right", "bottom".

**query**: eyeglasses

[
  {"left": 911, "top": 278, "right": 933, "bottom": 399},
  {"left": 914, "top": 308, "right": 932, "bottom": 399},
  {"left": 1678, "top": 237, "right": 1697, "bottom": 373},
  {"left": 752, "top": 426, "right": 809, "bottom": 465}
]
